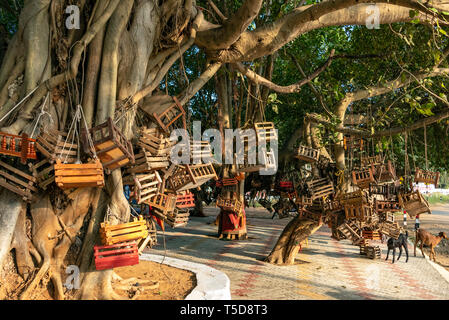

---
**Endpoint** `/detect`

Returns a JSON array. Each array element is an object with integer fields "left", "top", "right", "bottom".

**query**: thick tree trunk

[
  {"left": 0, "top": 190, "right": 23, "bottom": 269},
  {"left": 266, "top": 216, "right": 322, "bottom": 265}
]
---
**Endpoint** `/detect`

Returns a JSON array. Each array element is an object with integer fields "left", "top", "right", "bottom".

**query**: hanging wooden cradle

[
  {"left": 84, "top": 117, "right": 135, "bottom": 171},
  {"left": 0, "top": 159, "right": 37, "bottom": 202},
  {"left": 168, "top": 163, "right": 218, "bottom": 192},
  {"left": 352, "top": 167, "right": 376, "bottom": 189},
  {"left": 295, "top": 145, "right": 320, "bottom": 163},
  {"left": 54, "top": 159, "right": 105, "bottom": 189},
  {"left": 306, "top": 177, "right": 335, "bottom": 200},
  {"left": 176, "top": 191, "right": 195, "bottom": 209},
  {"left": 138, "top": 127, "right": 174, "bottom": 157},
  {"left": 254, "top": 122, "right": 278, "bottom": 145},
  {"left": 216, "top": 195, "right": 244, "bottom": 215},
  {"left": 0, "top": 132, "right": 37, "bottom": 164},
  {"left": 94, "top": 241, "right": 139, "bottom": 271},
  {"left": 100, "top": 215, "right": 149, "bottom": 246},
  {"left": 152, "top": 96, "right": 187, "bottom": 134},
  {"left": 398, "top": 190, "right": 431, "bottom": 218},
  {"left": 414, "top": 167, "right": 440, "bottom": 187},
  {"left": 124, "top": 171, "right": 162, "bottom": 204}
]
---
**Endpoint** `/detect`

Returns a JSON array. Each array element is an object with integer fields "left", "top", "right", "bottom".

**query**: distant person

[{"left": 415, "top": 214, "right": 420, "bottom": 230}]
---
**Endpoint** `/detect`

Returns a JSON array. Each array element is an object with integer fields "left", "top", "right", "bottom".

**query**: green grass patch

[{"left": 424, "top": 193, "right": 449, "bottom": 205}]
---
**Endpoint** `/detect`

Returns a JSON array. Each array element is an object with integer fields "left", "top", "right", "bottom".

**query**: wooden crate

[
  {"left": 337, "top": 221, "right": 363, "bottom": 244},
  {"left": 168, "top": 163, "right": 217, "bottom": 192},
  {"left": 343, "top": 136, "right": 365, "bottom": 151},
  {"left": 295, "top": 195, "right": 313, "bottom": 207},
  {"left": 374, "top": 199, "right": 400, "bottom": 214},
  {"left": 366, "top": 245, "right": 381, "bottom": 259},
  {"left": 166, "top": 208, "right": 190, "bottom": 228},
  {"left": 414, "top": 167, "right": 440, "bottom": 187},
  {"left": 398, "top": 190, "right": 431, "bottom": 218},
  {"left": 378, "top": 221, "right": 401, "bottom": 239},
  {"left": 128, "top": 171, "right": 162, "bottom": 204},
  {"left": 216, "top": 178, "right": 238, "bottom": 187},
  {"left": 372, "top": 160, "right": 396, "bottom": 183},
  {"left": 29, "top": 158, "right": 55, "bottom": 190},
  {"left": 359, "top": 239, "right": 370, "bottom": 255},
  {"left": 36, "top": 129, "right": 77, "bottom": 164},
  {"left": 100, "top": 215, "right": 149, "bottom": 246},
  {"left": 369, "top": 183, "right": 401, "bottom": 199},
  {"left": 216, "top": 196, "right": 244, "bottom": 215},
  {"left": 254, "top": 122, "right": 277, "bottom": 144},
  {"left": 362, "top": 230, "right": 382, "bottom": 240},
  {"left": 0, "top": 132, "right": 37, "bottom": 164},
  {"left": 352, "top": 167, "right": 375, "bottom": 189},
  {"left": 344, "top": 203, "right": 373, "bottom": 222},
  {"left": 379, "top": 211, "right": 395, "bottom": 223},
  {"left": 0, "top": 160, "right": 36, "bottom": 202},
  {"left": 94, "top": 241, "right": 139, "bottom": 271},
  {"left": 190, "top": 140, "right": 214, "bottom": 164},
  {"left": 86, "top": 117, "right": 135, "bottom": 171},
  {"left": 152, "top": 96, "right": 186, "bottom": 134},
  {"left": 176, "top": 192, "right": 195, "bottom": 209},
  {"left": 126, "top": 149, "right": 169, "bottom": 174},
  {"left": 138, "top": 218, "right": 158, "bottom": 253},
  {"left": 237, "top": 149, "right": 276, "bottom": 173},
  {"left": 138, "top": 127, "right": 174, "bottom": 156},
  {"left": 295, "top": 145, "right": 320, "bottom": 162},
  {"left": 278, "top": 181, "right": 294, "bottom": 190},
  {"left": 145, "top": 193, "right": 177, "bottom": 216},
  {"left": 361, "top": 155, "right": 382, "bottom": 167},
  {"left": 338, "top": 190, "right": 370, "bottom": 206},
  {"left": 306, "top": 177, "right": 334, "bottom": 200},
  {"left": 322, "top": 199, "right": 343, "bottom": 213},
  {"left": 54, "top": 159, "right": 105, "bottom": 189}
]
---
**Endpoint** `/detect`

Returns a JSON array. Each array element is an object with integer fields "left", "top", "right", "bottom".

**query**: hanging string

[
  {"left": 30, "top": 92, "right": 53, "bottom": 139},
  {"left": 389, "top": 134, "right": 396, "bottom": 169},
  {"left": 59, "top": 105, "right": 79, "bottom": 163},
  {"left": 404, "top": 131, "right": 409, "bottom": 188},
  {"left": 78, "top": 105, "right": 97, "bottom": 159},
  {"left": 0, "top": 86, "right": 39, "bottom": 124},
  {"left": 424, "top": 124, "right": 428, "bottom": 170},
  {"left": 409, "top": 131, "right": 416, "bottom": 171},
  {"left": 114, "top": 97, "right": 135, "bottom": 125},
  {"left": 129, "top": 204, "right": 140, "bottom": 218}
]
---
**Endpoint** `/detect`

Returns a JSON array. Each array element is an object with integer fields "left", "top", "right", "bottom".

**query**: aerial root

[{"left": 112, "top": 277, "right": 160, "bottom": 299}]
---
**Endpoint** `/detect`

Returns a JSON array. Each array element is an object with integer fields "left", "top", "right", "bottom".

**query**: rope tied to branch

[{"left": 30, "top": 92, "right": 54, "bottom": 139}]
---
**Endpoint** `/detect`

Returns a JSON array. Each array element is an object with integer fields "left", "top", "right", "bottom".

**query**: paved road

[{"left": 147, "top": 207, "right": 449, "bottom": 300}]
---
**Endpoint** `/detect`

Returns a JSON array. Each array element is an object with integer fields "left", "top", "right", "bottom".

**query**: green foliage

[
  {"left": 163, "top": 1, "right": 449, "bottom": 173},
  {"left": 426, "top": 193, "right": 449, "bottom": 204}
]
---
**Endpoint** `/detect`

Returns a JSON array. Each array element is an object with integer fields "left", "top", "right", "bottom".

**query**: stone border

[
  {"left": 407, "top": 239, "right": 449, "bottom": 283},
  {"left": 140, "top": 253, "right": 232, "bottom": 300}
]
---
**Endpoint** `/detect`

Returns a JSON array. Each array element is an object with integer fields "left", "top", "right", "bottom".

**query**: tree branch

[
  {"left": 131, "top": 10, "right": 204, "bottom": 104},
  {"left": 234, "top": 49, "right": 335, "bottom": 94},
  {"left": 203, "top": 0, "right": 449, "bottom": 62},
  {"left": 287, "top": 50, "right": 333, "bottom": 117},
  {"left": 306, "top": 109, "right": 449, "bottom": 138},
  {"left": 196, "top": 0, "right": 263, "bottom": 50},
  {"left": 207, "top": 0, "right": 227, "bottom": 22}
]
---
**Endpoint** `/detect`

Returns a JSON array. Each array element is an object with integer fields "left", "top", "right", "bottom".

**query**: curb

[
  {"left": 140, "top": 253, "right": 232, "bottom": 300},
  {"left": 407, "top": 239, "right": 449, "bottom": 283}
]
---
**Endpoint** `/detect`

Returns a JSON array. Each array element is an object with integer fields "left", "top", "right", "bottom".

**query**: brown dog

[{"left": 414, "top": 229, "right": 448, "bottom": 262}]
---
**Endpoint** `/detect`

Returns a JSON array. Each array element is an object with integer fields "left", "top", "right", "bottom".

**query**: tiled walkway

[{"left": 147, "top": 208, "right": 449, "bottom": 300}]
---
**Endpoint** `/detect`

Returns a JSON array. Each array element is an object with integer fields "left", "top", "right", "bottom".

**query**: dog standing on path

[
  {"left": 414, "top": 228, "right": 448, "bottom": 262},
  {"left": 385, "top": 231, "right": 409, "bottom": 263}
]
